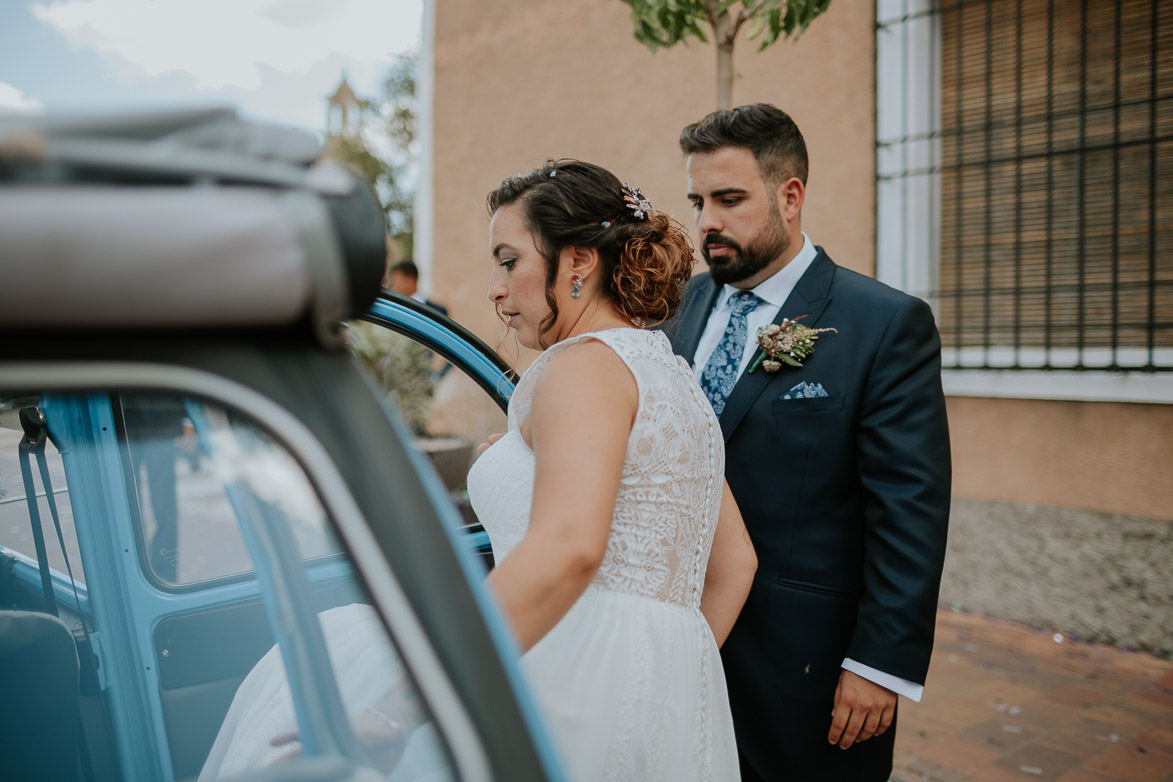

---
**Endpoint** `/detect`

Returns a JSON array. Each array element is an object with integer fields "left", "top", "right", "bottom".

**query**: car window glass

[
  {"left": 179, "top": 398, "right": 457, "bottom": 782},
  {"left": 0, "top": 389, "right": 458, "bottom": 782},
  {"left": 0, "top": 395, "right": 84, "bottom": 584},
  {"left": 119, "top": 393, "right": 342, "bottom": 585},
  {"left": 346, "top": 321, "right": 507, "bottom": 548}
]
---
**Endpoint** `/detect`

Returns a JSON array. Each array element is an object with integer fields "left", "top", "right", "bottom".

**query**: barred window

[{"left": 877, "top": 0, "right": 1173, "bottom": 374}]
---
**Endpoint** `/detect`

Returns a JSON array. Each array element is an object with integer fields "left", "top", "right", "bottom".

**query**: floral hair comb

[
  {"left": 622, "top": 184, "right": 652, "bottom": 220},
  {"left": 602, "top": 184, "right": 653, "bottom": 227}
]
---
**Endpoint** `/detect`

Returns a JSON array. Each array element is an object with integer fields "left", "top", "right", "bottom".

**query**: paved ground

[{"left": 892, "top": 609, "right": 1173, "bottom": 782}]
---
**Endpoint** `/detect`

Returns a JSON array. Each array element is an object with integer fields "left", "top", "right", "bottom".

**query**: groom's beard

[{"left": 702, "top": 203, "right": 791, "bottom": 286}]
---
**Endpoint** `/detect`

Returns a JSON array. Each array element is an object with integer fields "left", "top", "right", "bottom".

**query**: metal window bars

[{"left": 877, "top": 0, "right": 1172, "bottom": 372}]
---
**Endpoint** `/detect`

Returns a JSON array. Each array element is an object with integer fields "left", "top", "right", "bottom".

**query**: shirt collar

[{"left": 715, "top": 232, "right": 816, "bottom": 310}]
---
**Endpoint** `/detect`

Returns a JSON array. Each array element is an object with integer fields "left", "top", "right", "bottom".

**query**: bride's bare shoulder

[{"left": 534, "top": 338, "right": 637, "bottom": 410}]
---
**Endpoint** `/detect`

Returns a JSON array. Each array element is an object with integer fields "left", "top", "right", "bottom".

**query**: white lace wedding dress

[{"left": 466, "top": 327, "right": 740, "bottom": 782}]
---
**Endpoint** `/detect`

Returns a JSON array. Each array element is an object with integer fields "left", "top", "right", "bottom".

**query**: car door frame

[{"left": 0, "top": 338, "right": 558, "bottom": 782}]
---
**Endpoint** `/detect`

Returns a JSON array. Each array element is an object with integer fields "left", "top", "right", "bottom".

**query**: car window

[
  {"left": 0, "top": 389, "right": 458, "bottom": 782},
  {"left": 0, "top": 395, "right": 85, "bottom": 585},
  {"left": 347, "top": 320, "right": 507, "bottom": 547},
  {"left": 120, "top": 392, "right": 341, "bottom": 585}
]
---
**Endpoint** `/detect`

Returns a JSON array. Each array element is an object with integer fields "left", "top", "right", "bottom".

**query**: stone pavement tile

[
  {"left": 1039, "top": 647, "right": 1123, "bottom": 679},
  {"left": 910, "top": 694, "right": 1004, "bottom": 730},
  {"left": 1105, "top": 654, "right": 1173, "bottom": 679},
  {"left": 970, "top": 764, "right": 1047, "bottom": 781},
  {"left": 1079, "top": 703, "right": 1157, "bottom": 735},
  {"left": 1003, "top": 667, "right": 1087, "bottom": 692},
  {"left": 1012, "top": 697, "right": 1090, "bottom": 730},
  {"left": 962, "top": 717, "right": 1046, "bottom": 754},
  {"left": 1117, "top": 686, "right": 1173, "bottom": 718},
  {"left": 895, "top": 713, "right": 943, "bottom": 754},
  {"left": 992, "top": 742, "right": 1086, "bottom": 780},
  {"left": 1078, "top": 668, "right": 1161, "bottom": 696},
  {"left": 1134, "top": 725, "right": 1173, "bottom": 758},
  {"left": 1019, "top": 633, "right": 1085, "bottom": 658},
  {"left": 952, "top": 639, "right": 1038, "bottom": 670},
  {"left": 935, "top": 646, "right": 1028, "bottom": 677},
  {"left": 891, "top": 747, "right": 971, "bottom": 782},
  {"left": 1040, "top": 718, "right": 1141, "bottom": 759},
  {"left": 929, "top": 655, "right": 993, "bottom": 695},
  {"left": 1054, "top": 770, "right": 1126, "bottom": 781},
  {"left": 1043, "top": 685, "right": 1121, "bottom": 710},
  {"left": 963, "top": 620, "right": 1039, "bottom": 646},
  {"left": 1081, "top": 739, "right": 1173, "bottom": 782},
  {"left": 966, "top": 680, "right": 1053, "bottom": 712},
  {"left": 917, "top": 735, "right": 1002, "bottom": 774}
]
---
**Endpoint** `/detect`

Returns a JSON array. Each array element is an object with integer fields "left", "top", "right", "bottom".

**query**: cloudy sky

[{"left": 0, "top": 0, "right": 423, "bottom": 134}]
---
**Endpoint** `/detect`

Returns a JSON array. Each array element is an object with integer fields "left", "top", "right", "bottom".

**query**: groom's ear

[{"left": 776, "top": 177, "right": 805, "bottom": 223}]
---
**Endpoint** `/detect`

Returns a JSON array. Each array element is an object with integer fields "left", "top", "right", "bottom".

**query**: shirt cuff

[{"left": 841, "top": 658, "right": 924, "bottom": 702}]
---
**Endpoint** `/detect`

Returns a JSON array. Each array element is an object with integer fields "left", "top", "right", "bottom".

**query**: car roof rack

[{"left": 0, "top": 108, "right": 386, "bottom": 346}]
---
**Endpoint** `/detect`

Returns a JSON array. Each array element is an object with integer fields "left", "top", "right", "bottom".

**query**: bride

[
  {"left": 468, "top": 159, "right": 755, "bottom": 781},
  {"left": 199, "top": 160, "right": 754, "bottom": 782}
]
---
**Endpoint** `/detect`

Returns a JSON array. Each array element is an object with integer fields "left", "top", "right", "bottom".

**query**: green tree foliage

[
  {"left": 619, "top": 0, "right": 831, "bottom": 108},
  {"left": 346, "top": 322, "right": 435, "bottom": 436},
  {"left": 327, "top": 55, "right": 417, "bottom": 251}
]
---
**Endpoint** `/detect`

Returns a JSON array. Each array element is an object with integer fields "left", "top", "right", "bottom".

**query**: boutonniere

[{"left": 747, "top": 315, "right": 838, "bottom": 373}]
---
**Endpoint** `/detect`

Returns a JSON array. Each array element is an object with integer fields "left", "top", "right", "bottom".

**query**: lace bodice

[{"left": 468, "top": 328, "right": 725, "bottom": 610}]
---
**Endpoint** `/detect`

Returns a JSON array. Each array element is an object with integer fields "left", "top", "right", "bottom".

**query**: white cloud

[
  {"left": 32, "top": 0, "right": 421, "bottom": 91},
  {"left": 0, "top": 82, "right": 45, "bottom": 113}
]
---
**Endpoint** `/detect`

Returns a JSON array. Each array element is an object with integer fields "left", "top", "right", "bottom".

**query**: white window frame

[{"left": 874, "top": 0, "right": 1172, "bottom": 404}]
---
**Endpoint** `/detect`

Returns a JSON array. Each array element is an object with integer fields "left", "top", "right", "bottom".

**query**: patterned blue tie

[{"left": 699, "top": 290, "right": 763, "bottom": 416}]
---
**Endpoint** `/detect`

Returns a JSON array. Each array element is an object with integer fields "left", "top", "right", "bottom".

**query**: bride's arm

[
  {"left": 701, "top": 481, "right": 756, "bottom": 647},
  {"left": 486, "top": 342, "right": 637, "bottom": 653}
]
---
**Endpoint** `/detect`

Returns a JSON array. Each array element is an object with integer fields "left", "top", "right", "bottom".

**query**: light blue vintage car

[{"left": 0, "top": 109, "right": 561, "bottom": 782}]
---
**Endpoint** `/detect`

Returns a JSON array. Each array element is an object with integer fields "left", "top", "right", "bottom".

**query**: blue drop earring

[{"left": 570, "top": 274, "right": 583, "bottom": 298}]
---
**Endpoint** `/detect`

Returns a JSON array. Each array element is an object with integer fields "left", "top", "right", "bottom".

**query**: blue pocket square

[{"left": 782, "top": 381, "right": 828, "bottom": 399}]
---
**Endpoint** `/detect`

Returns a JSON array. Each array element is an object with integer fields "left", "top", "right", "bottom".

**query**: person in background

[{"left": 387, "top": 259, "right": 448, "bottom": 316}]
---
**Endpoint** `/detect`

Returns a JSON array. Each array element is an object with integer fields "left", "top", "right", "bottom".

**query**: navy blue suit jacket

[{"left": 668, "top": 248, "right": 951, "bottom": 782}]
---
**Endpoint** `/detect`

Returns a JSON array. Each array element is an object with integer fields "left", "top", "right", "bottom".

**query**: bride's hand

[{"left": 476, "top": 432, "right": 505, "bottom": 456}]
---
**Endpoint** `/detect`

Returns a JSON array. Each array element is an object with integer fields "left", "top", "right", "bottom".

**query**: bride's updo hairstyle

[{"left": 487, "top": 159, "right": 694, "bottom": 345}]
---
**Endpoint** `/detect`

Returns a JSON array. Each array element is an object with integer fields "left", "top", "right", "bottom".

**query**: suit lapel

[
  {"left": 718, "top": 250, "right": 837, "bottom": 441},
  {"left": 679, "top": 276, "right": 721, "bottom": 364}
]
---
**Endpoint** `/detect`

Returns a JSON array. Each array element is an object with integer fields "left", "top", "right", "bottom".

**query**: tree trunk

[
  {"left": 707, "top": 3, "right": 736, "bottom": 109},
  {"left": 716, "top": 41, "right": 734, "bottom": 109}
]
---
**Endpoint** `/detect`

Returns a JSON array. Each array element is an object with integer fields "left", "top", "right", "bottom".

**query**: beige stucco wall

[
  {"left": 430, "top": 0, "right": 877, "bottom": 351},
  {"left": 948, "top": 397, "right": 1173, "bottom": 522}
]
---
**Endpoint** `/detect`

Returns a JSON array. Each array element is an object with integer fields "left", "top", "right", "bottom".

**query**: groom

[{"left": 670, "top": 103, "right": 951, "bottom": 781}]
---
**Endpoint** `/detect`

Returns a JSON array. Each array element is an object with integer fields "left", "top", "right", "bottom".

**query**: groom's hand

[{"left": 828, "top": 670, "right": 897, "bottom": 749}]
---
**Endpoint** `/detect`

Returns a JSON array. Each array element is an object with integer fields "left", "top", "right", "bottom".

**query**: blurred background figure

[{"left": 387, "top": 259, "right": 447, "bottom": 316}]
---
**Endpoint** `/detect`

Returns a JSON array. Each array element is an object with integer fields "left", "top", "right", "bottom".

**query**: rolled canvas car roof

[{"left": 0, "top": 108, "right": 387, "bottom": 343}]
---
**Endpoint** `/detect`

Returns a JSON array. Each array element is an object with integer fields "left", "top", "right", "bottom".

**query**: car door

[
  {"left": 349, "top": 292, "right": 519, "bottom": 567},
  {"left": 0, "top": 346, "right": 556, "bottom": 782}
]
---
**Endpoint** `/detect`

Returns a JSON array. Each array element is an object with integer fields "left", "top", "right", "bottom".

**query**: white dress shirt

[
  {"left": 692, "top": 233, "right": 924, "bottom": 702},
  {"left": 692, "top": 233, "right": 818, "bottom": 384}
]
